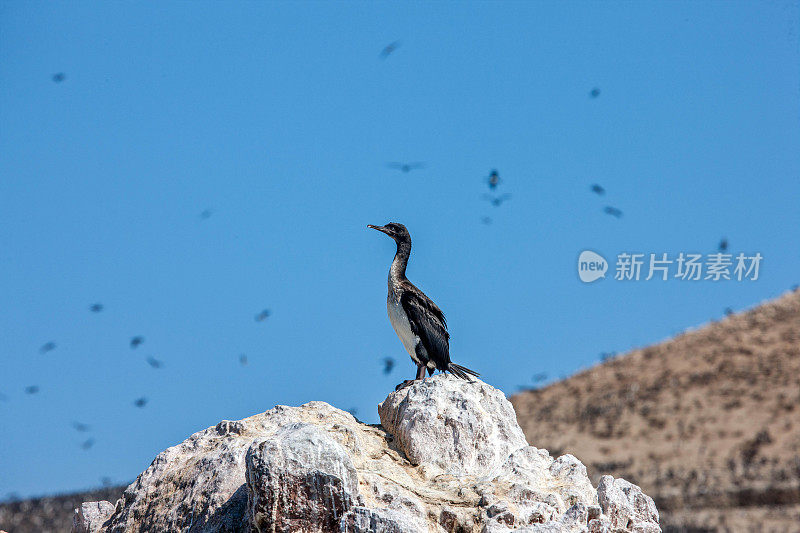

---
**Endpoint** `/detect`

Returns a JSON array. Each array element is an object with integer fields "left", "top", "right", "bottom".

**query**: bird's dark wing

[{"left": 400, "top": 283, "right": 451, "bottom": 371}]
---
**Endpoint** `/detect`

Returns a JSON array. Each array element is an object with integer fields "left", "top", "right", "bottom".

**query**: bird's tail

[{"left": 448, "top": 363, "right": 480, "bottom": 381}]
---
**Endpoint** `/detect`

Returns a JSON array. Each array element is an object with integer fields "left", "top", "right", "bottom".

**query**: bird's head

[{"left": 367, "top": 222, "right": 410, "bottom": 244}]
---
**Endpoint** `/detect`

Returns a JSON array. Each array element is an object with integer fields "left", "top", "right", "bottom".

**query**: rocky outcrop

[
  {"left": 72, "top": 501, "right": 115, "bottom": 533},
  {"left": 73, "top": 375, "right": 661, "bottom": 532}
]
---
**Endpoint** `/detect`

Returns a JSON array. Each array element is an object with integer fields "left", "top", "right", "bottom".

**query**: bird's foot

[{"left": 394, "top": 379, "right": 417, "bottom": 391}]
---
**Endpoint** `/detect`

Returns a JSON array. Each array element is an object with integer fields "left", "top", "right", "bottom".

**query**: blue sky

[{"left": 1, "top": 2, "right": 798, "bottom": 498}]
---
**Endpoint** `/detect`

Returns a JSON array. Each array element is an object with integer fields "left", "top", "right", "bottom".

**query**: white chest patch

[{"left": 387, "top": 296, "right": 421, "bottom": 364}]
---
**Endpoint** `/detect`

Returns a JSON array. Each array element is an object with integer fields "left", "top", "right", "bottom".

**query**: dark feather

[
  {"left": 448, "top": 362, "right": 479, "bottom": 380},
  {"left": 400, "top": 283, "right": 450, "bottom": 372}
]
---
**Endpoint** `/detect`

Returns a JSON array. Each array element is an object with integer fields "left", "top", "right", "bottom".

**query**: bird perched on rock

[{"left": 368, "top": 223, "right": 479, "bottom": 389}]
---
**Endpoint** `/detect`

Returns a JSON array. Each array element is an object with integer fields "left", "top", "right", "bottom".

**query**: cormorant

[
  {"left": 482, "top": 193, "right": 512, "bottom": 207},
  {"left": 382, "top": 356, "right": 395, "bottom": 375},
  {"left": 39, "top": 341, "right": 56, "bottom": 354},
  {"left": 368, "top": 223, "right": 479, "bottom": 389},
  {"left": 379, "top": 41, "right": 401, "bottom": 59},
  {"left": 387, "top": 162, "right": 424, "bottom": 173},
  {"left": 487, "top": 169, "right": 501, "bottom": 190}
]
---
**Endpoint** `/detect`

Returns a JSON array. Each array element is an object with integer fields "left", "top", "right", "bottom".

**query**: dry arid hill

[{"left": 511, "top": 289, "right": 800, "bottom": 533}]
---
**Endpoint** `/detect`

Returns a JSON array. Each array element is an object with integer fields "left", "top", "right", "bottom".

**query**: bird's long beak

[{"left": 367, "top": 224, "right": 390, "bottom": 235}]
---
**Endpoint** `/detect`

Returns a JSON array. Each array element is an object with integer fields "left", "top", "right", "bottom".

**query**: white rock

[
  {"left": 340, "top": 506, "right": 424, "bottom": 533},
  {"left": 71, "top": 501, "right": 115, "bottom": 533},
  {"left": 596, "top": 475, "right": 660, "bottom": 532},
  {"left": 378, "top": 375, "right": 528, "bottom": 476},
  {"left": 246, "top": 422, "right": 360, "bottom": 532},
  {"left": 73, "top": 376, "right": 661, "bottom": 533}
]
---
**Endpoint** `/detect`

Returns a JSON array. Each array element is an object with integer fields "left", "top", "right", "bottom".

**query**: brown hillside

[
  {"left": 511, "top": 289, "right": 800, "bottom": 533},
  {"left": 0, "top": 486, "right": 125, "bottom": 533}
]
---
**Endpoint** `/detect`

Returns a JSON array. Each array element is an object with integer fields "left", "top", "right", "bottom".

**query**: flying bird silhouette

[
  {"left": 718, "top": 238, "right": 728, "bottom": 252},
  {"left": 368, "top": 223, "right": 479, "bottom": 389},
  {"left": 382, "top": 357, "right": 395, "bottom": 375},
  {"left": 52, "top": 72, "right": 66, "bottom": 83},
  {"left": 72, "top": 421, "right": 90, "bottom": 432},
  {"left": 603, "top": 206, "right": 623, "bottom": 218},
  {"left": 24, "top": 385, "right": 40, "bottom": 394},
  {"left": 590, "top": 184, "right": 605, "bottom": 195},
  {"left": 133, "top": 397, "right": 148, "bottom": 408},
  {"left": 146, "top": 357, "right": 163, "bottom": 369},
  {"left": 89, "top": 303, "right": 104, "bottom": 313},
  {"left": 254, "top": 309, "right": 271, "bottom": 322},
  {"left": 130, "top": 336, "right": 144, "bottom": 349},
  {"left": 482, "top": 193, "right": 512, "bottom": 207},
  {"left": 239, "top": 353, "right": 248, "bottom": 366},
  {"left": 40, "top": 342, "right": 56, "bottom": 354},
  {"left": 81, "top": 438, "right": 95, "bottom": 450},
  {"left": 480, "top": 216, "right": 492, "bottom": 225},
  {"left": 379, "top": 41, "right": 400, "bottom": 59},
  {"left": 590, "top": 87, "right": 600, "bottom": 98},
  {"left": 387, "top": 162, "right": 424, "bottom": 173},
  {"left": 487, "top": 169, "right": 501, "bottom": 190},
  {"left": 532, "top": 373, "right": 548, "bottom": 383},
  {"left": 200, "top": 208, "right": 213, "bottom": 220}
]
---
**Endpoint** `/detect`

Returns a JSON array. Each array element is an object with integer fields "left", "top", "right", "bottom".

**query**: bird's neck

[{"left": 389, "top": 240, "right": 411, "bottom": 285}]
